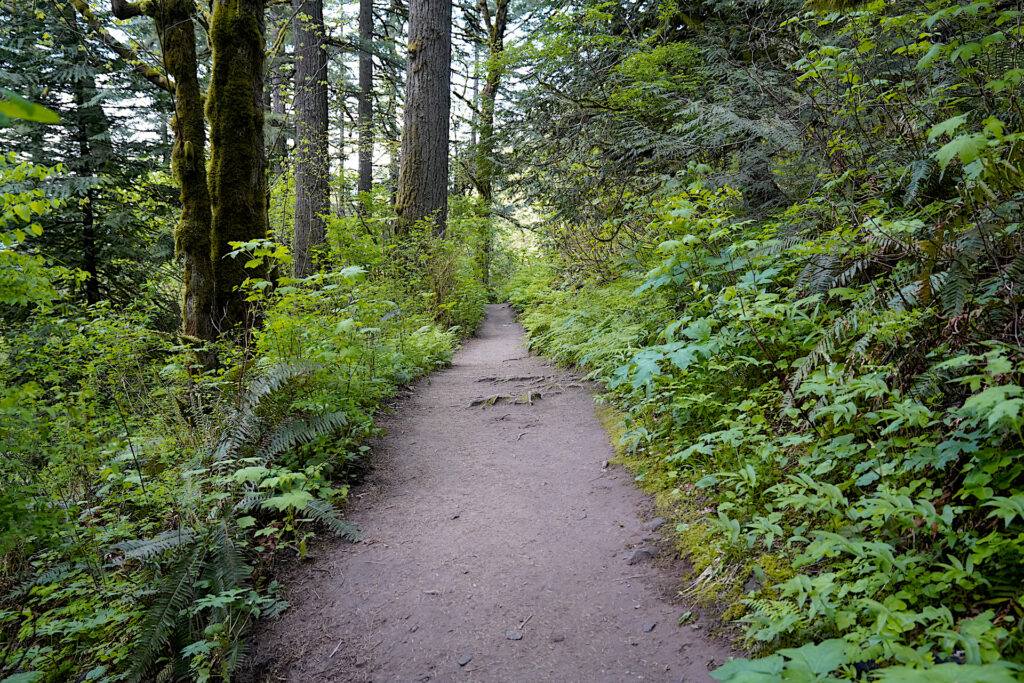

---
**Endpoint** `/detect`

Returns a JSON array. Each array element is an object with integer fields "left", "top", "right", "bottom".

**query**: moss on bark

[
  {"left": 206, "top": 0, "right": 267, "bottom": 332},
  {"left": 156, "top": 0, "right": 216, "bottom": 346}
]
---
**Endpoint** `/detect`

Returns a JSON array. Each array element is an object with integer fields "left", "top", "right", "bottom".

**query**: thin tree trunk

[
  {"left": 67, "top": 7, "right": 111, "bottom": 305},
  {"left": 72, "top": 80, "right": 101, "bottom": 305},
  {"left": 476, "top": 0, "right": 508, "bottom": 206},
  {"left": 155, "top": 0, "right": 216, "bottom": 343},
  {"left": 86, "top": 0, "right": 216, "bottom": 345},
  {"left": 292, "top": 0, "right": 329, "bottom": 277},
  {"left": 357, "top": 0, "right": 374, "bottom": 207},
  {"left": 394, "top": 0, "right": 452, "bottom": 237},
  {"left": 207, "top": 0, "right": 267, "bottom": 332},
  {"left": 475, "top": 0, "right": 509, "bottom": 285},
  {"left": 270, "top": 63, "right": 287, "bottom": 177}
]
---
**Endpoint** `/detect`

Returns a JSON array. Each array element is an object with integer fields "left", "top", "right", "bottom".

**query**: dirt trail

[{"left": 248, "top": 304, "right": 735, "bottom": 682}]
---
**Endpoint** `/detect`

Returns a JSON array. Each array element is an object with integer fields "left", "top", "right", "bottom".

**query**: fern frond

[
  {"left": 302, "top": 499, "right": 363, "bottom": 541},
  {"left": 783, "top": 310, "right": 870, "bottom": 407},
  {"left": 234, "top": 490, "right": 272, "bottom": 512},
  {"left": 203, "top": 519, "right": 250, "bottom": 595},
  {"left": 255, "top": 411, "right": 350, "bottom": 462},
  {"left": 116, "top": 529, "right": 194, "bottom": 561},
  {"left": 213, "top": 362, "right": 326, "bottom": 462},
  {"left": 129, "top": 543, "right": 205, "bottom": 683}
]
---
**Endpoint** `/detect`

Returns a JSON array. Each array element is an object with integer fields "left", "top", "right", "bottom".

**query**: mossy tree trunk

[
  {"left": 292, "top": 0, "right": 328, "bottom": 277},
  {"left": 207, "top": 0, "right": 268, "bottom": 332},
  {"left": 105, "top": 0, "right": 216, "bottom": 344},
  {"left": 394, "top": 0, "right": 452, "bottom": 238},
  {"left": 475, "top": 0, "right": 509, "bottom": 286},
  {"left": 356, "top": 0, "right": 374, "bottom": 208}
]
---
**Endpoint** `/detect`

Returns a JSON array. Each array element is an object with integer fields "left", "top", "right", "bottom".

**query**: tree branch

[{"left": 68, "top": 0, "right": 174, "bottom": 92}]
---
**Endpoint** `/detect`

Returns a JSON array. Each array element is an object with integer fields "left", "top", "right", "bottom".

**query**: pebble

[
  {"left": 642, "top": 621, "right": 657, "bottom": 633},
  {"left": 506, "top": 629, "right": 524, "bottom": 641},
  {"left": 641, "top": 517, "right": 667, "bottom": 532},
  {"left": 457, "top": 654, "right": 472, "bottom": 667},
  {"left": 625, "top": 546, "right": 657, "bottom": 565}
]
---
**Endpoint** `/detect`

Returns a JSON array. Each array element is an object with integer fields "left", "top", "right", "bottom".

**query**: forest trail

[{"left": 247, "top": 304, "right": 734, "bottom": 682}]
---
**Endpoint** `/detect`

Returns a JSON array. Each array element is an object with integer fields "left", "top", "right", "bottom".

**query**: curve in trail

[{"left": 248, "top": 304, "right": 735, "bottom": 682}]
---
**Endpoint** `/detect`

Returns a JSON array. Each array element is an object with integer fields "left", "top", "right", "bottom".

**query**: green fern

[
  {"left": 129, "top": 543, "right": 205, "bottom": 683},
  {"left": 255, "top": 411, "right": 349, "bottom": 462},
  {"left": 116, "top": 529, "right": 194, "bottom": 561},
  {"left": 302, "top": 499, "right": 364, "bottom": 541}
]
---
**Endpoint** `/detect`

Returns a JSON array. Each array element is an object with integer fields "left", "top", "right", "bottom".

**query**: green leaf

[
  {"left": 233, "top": 466, "right": 271, "bottom": 483},
  {"left": 13, "top": 204, "right": 31, "bottom": 222},
  {"left": 986, "top": 398, "right": 1023, "bottom": 428},
  {"left": 961, "top": 384, "right": 1022, "bottom": 416},
  {"left": 872, "top": 662, "right": 1020, "bottom": 683},
  {"left": 262, "top": 489, "right": 314, "bottom": 511},
  {"left": 0, "top": 88, "right": 60, "bottom": 124},
  {"left": 777, "top": 638, "right": 849, "bottom": 676},
  {"left": 935, "top": 133, "right": 989, "bottom": 169},
  {"left": 1, "top": 674, "right": 45, "bottom": 683},
  {"left": 710, "top": 655, "right": 784, "bottom": 682},
  {"left": 928, "top": 115, "right": 967, "bottom": 141},
  {"left": 916, "top": 42, "right": 945, "bottom": 70}
]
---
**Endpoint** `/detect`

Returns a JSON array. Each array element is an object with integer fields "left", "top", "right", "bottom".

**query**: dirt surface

[{"left": 246, "top": 304, "right": 736, "bottom": 682}]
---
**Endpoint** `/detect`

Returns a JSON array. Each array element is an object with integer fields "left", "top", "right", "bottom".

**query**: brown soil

[{"left": 245, "top": 304, "right": 736, "bottom": 682}]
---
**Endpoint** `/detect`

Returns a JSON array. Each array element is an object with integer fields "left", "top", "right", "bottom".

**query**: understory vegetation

[
  {"left": 4, "top": 0, "right": 1024, "bottom": 679},
  {"left": 507, "top": 0, "right": 1024, "bottom": 680},
  {"left": 2, "top": 170, "right": 489, "bottom": 680}
]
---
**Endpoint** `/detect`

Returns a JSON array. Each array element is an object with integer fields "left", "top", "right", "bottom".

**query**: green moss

[
  {"left": 205, "top": 0, "right": 266, "bottom": 329},
  {"left": 594, "top": 402, "right": 627, "bottom": 456}
]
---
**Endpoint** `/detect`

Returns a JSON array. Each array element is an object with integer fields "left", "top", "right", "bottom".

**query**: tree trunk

[
  {"left": 95, "top": 0, "right": 216, "bottom": 343},
  {"left": 357, "top": 0, "right": 374, "bottom": 206},
  {"left": 156, "top": 0, "right": 216, "bottom": 343},
  {"left": 72, "top": 78, "right": 101, "bottom": 305},
  {"left": 207, "top": 0, "right": 267, "bottom": 332},
  {"left": 475, "top": 0, "right": 509, "bottom": 285},
  {"left": 292, "top": 0, "right": 328, "bottom": 277},
  {"left": 476, "top": 0, "right": 508, "bottom": 206},
  {"left": 394, "top": 0, "right": 451, "bottom": 237},
  {"left": 269, "top": 66, "right": 287, "bottom": 177}
]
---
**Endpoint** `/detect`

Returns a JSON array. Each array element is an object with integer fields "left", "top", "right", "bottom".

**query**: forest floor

[{"left": 244, "top": 304, "right": 735, "bottom": 682}]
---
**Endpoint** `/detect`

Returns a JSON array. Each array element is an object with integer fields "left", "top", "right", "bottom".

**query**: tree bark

[
  {"left": 476, "top": 0, "right": 508, "bottom": 206},
  {"left": 292, "top": 0, "right": 328, "bottom": 277},
  {"left": 394, "top": 0, "right": 452, "bottom": 237},
  {"left": 153, "top": 0, "right": 216, "bottom": 343},
  {"left": 96, "top": 0, "right": 217, "bottom": 341},
  {"left": 357, "top": 0, "right": 374, "bottom": 206},
  {"left": 69, "top": 31, "right": 108, "bottom": 305},
  {"left": 474, "top": 0, "right": 509, "bottom": 285},
  {"left": 207, "top": 0, "right": 267, "bottom": 331}
]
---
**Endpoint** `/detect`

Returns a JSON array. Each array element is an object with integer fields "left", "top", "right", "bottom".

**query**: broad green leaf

[
  {"left": 872, "top": 662, "right": 1020, "bottom": 683},
  {"left": 986, "top": 398, "right": 1023, "bottom": 427},
  {"left": 1, "top": 673, "right": 45, "bottom": 683},
  {"left": 262, "top": 489, "right": 314, "bottom": 511},
  {"left": 935, "top": 133, "right": 988, "bottom": 169},
  {"left": 233, "top": 466, "right": 271, "bottom": 483},
  {"left": 710, "top": 655, "right": 784, "bottom": 682},
  {"left": 928, "top": 115, "right": 967, "bottom": 142},
  {"left": 778, "top": 638, "right": 849, "bottom": 676},
  {"left": 0, "top": 88, "right": 59, "bottom": 124},
  {"left": 916, "top": 42, "right": 945, "bottom": 70}
]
